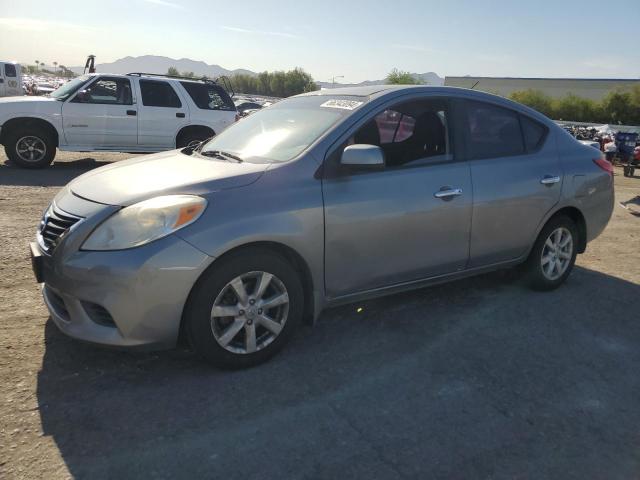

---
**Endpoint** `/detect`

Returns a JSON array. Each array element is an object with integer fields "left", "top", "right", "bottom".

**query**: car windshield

[
  {"left": 200, "top": 95, "right": 366, "bottom": 163},
  {"left": 50, "top": 75, "right": 90, "bottom": 100}
]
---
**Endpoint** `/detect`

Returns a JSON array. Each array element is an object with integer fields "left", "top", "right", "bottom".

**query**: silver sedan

[{"left": 31, "top": 85, "right": 614, "bottom": 368}]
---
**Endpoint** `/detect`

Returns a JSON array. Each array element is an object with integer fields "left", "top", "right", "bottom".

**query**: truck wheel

[
  {"left": 630, "top": 168, "right": 635, "bottom": 177},
  {"left": 4, "top": 127, "right": 56, "bottom": 168},
  {"left": 176, "top": 131, "right": 214, "bottom": 149}
]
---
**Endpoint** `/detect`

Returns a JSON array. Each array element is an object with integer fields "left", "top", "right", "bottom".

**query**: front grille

[{"left": 38, "top": 203, "right": 83, "bottom": 253}]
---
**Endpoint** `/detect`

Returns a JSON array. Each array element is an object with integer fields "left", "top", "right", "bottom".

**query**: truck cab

[
  {"left": 0, "top": 72, "right": 238, "bottom": 168},
  {"left": 0, "top": 62, "right": 24, "bottom": 97}
]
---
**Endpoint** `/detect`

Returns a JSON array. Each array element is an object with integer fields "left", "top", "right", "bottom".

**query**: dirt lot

[{"left": 1, "top": 152, "right": 639, "bottom": 479}]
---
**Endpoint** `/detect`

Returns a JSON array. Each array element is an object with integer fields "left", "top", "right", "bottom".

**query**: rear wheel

[
  {"left": 524, "top": 216, "right": 578, "bottom": 291},
  {"left": 4, "top": 127, "right": 56, "bottom": 168},
  {"left": 176, "top": 130, "right": 214, "bottom": 149},
  {"left": 185, "top": 250, "right": 304, "bottom": 368}
]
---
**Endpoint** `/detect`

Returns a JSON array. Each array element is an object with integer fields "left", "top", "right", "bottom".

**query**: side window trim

[
  {"left": 323, "top": 95, "right": 460, "bottom": 178},
  {"left": 518, "top": 113, "right": 549, "bottom": 154}
]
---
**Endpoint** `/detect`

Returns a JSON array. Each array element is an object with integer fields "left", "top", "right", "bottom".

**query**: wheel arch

[
  {"left": 541, "top": 206, "right": 588, "bottom": 254},
  {"left": 179, "top": 240, "right": 316, "bottom": 344},
  {"left": 175, "top": 124, "right": 215, "bottom": 148},
  {"left": 0, "top": 116, "right": 59, "bottom": 147}
]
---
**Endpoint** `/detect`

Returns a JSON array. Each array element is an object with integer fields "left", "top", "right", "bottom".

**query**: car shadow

[
  {"left": 36, "top": 266, "right": 640, "bottom": 479},
  {"left": 0, "top": 158, "right": 113, "bottom": 187}
]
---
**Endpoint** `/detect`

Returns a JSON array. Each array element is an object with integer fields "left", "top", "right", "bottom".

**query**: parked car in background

[
  {"left": 31, "top": 85, "right": 614, "bottom": 368},
  {"left": 0, "top": 61, "right": 24, "bottom": 97},
  {"left": 579, "top": 139, "right": 601, "bottom": 151},
  {"left": 0, "top": 73, "right": 238, "bottom": 168}
]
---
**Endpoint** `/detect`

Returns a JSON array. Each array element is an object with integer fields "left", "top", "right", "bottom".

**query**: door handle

[
  {"left": 176, "top": 112, "right": 185, "bottom": 118},
  {"left": 126, "top": 110, "right": 137, "bottom": 116},
  {"left": 434, "top": 187, "right": 463, "bottom": 199},
  {"left": 540, "top": 175, "right": 560, "bottom": 185}
]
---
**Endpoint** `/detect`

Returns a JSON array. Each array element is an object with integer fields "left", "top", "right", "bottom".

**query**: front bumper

[{"left": 37, "top": 191, "right": 214, "bottom": 350}]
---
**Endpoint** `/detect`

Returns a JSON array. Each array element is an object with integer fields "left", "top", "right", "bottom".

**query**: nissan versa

[{"left": 31, "top": 85, "right": 614, "bottom": 368}]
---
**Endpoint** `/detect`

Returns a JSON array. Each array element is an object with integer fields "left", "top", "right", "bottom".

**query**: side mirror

[
  {"left": 341, "top": 144, "right": 385, "bottom": 169},
  {"left": 73, "top": 90, "right": 88, "bottom": 103}
]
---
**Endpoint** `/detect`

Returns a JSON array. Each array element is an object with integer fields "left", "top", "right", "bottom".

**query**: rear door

[
  {"left": 323, "top": 96, "right": 472, "bottom": 297},
  {"left": 179, "top": 81, "right": 237, "bottom": 134},
  {"left": 136, "top": 79, "right": 189, "bottom": 148},
  {"left": 62, "top": 76, "right": 137, "bottom": 147},
  {"left": 463, "top": 100, "right": 561, "bottom": 267}
]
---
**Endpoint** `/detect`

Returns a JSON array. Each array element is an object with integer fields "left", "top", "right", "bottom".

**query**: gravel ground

[{"left": 1, "top": 152, "right": 639, "bottom": 479}]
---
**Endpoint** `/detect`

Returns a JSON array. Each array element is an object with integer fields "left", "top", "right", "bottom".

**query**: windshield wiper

[{"left": 200, "top": 150, "right": 243, "bottom": 163}]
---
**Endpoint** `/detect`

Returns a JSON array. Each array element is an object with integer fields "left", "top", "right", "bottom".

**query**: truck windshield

[
  {"left": 200, "top": 95, "right": 366, "bottom": 163},
  {"left": 50, "top": 75, "right": 90, "bottom": 101}
]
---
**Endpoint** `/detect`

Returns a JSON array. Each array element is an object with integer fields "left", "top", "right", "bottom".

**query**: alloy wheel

[
  {"left": 540, "top": 227, "right": 573, "bottom": 281},
  {"left": 16, "top": 136, "right": 47, "bottom": 163},
  {"left": 210, "top": 271, "right": 289, "bottom": 354}
]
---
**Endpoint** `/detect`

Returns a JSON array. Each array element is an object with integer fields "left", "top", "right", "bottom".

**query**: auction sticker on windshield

[{"left": 320, "top": 99, "right": 364, "bottom": 110}]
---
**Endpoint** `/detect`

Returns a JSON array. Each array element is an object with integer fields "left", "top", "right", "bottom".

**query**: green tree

[
  {"left": 34, "top": 60, "right": 39, "bottom": 72},
  {"left": 600, "top": 90, "right": 634, "bottom": 125},
  {"left": 181, "top": 71, "right": 197, "bottom": 78},
  {"left": 167, "top": 66, "right": 180, "bottom": 76},
  {"left": 385, "top": 69, "right": 422, "bottom": 85},
  {"left": 228, "top": 68, "right": 318, "bottom": 97},
  {"left": 509, "top": 89, "right": 554, "bottom": 117}
]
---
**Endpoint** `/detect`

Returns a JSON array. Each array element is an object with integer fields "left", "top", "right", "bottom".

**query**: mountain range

[{"left": 69, "top": 55, "right": 443, "bottom": 87}]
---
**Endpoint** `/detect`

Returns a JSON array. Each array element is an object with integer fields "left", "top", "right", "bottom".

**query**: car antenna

[{"left": 470, "top": 80, "right": 479, "bottom": 90}]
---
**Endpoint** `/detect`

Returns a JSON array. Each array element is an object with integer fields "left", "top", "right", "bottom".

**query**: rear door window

[
  {"left": 466, "top": 101, "right": 525, "bottom": 159},
  {"left": 140, "top": 80, "right": 182, "bottom": 108},
  {"left": 520, "top": 115, "right": 548, "bottom": 152},
  {"left": 180, "top": 82, "right": 235, "bottom": 111}
]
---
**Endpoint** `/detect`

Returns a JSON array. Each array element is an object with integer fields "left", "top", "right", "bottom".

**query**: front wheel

[
  {"left": 184, "top": 250, "right": 304, "bottom": 368},
  {"left": 4, "top": 127, "right": 56, "bottom": 168},
  {"left": 524, "top": 216, "right": 578, "bottom": 291}
]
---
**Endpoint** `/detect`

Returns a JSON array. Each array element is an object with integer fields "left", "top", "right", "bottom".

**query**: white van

[{"left": 0, "top": 62, "right": 24, "bottom": 97}]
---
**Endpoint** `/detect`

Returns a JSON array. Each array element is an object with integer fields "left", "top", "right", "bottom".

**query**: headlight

[{"left": 82, "top": 195, "right": 207, "bottom": 251}]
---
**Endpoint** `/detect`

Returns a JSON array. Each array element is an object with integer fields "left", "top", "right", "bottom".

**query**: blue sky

[{"left": 0, "top": 0, "right": 638, "bottom": 83}]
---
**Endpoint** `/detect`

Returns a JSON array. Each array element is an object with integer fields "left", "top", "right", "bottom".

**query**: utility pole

[{"left": 331, "top": 75, "right": 344, "bottom": 88}]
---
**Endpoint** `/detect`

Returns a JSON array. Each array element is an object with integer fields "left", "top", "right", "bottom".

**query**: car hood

[
  {"left": 0, "top": 96, "right": 61, "bottom": 116},
  {"left": 0, "top": 95, "right": 57, "bottom": 104},
  {"left": 69, "top": 150, "right": 269, "bottom": 206}
]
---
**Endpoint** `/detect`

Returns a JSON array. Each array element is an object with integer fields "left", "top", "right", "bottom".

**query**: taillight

[{"left": 593, "top": 157, "right": 613, "bottom": 176}]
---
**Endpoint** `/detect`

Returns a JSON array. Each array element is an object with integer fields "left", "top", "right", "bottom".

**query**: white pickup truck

[
  {"left": 0, "top": 61, "right": 24, "bottom": 97},
  {"left": 0, "top": 73, "right": 238, "bottom": 168}
]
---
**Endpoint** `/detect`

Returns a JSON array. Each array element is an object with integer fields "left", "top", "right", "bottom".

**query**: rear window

[
  {"left": 180, "top": 82, "right": 235, "bottom": 111},
  {"left": 466, "top": 101, "right": 525, "bottom": 159},
  {"left": 520, "top": 115, "right": 547, "bottom": 151},
  {"left": 140, "top": 80, "right": 182, "bottom": 108}
]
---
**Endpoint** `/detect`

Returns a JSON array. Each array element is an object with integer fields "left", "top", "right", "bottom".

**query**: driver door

[
  {"left": 322, "top": 97, "right": 472, "bottom": 298},
  {"left": 62, "top": 77, "right": 138, "bottom": 147}
]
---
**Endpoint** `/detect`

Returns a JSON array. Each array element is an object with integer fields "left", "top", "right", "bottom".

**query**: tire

[
  {"left": 630, "top": 167, "right": 635, "bottom": 178},
  {"left": 524, "top": 216, "right": 578, "bottom": 291},
  {"left": 4, "top": 126, "right": 56, "bottom": 168},
  {"left": 176, "top": 131, "right": 214, "bottom": 149},
  {"left": 184, "top": 249, "right": 304, "bottom": 369},
  {"left": 623, "top": 166, "right": 630, "bottom": 177}
]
